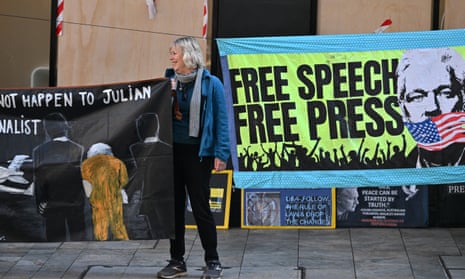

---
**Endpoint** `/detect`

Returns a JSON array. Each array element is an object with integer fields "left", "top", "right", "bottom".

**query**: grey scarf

[{"left": 176, "top": 67, "right": 203, "bottom": 137}]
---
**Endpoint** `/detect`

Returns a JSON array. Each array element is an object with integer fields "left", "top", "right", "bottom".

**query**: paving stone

[
  {"left": 409, "top": 256, "right": 447, "bottom": 279},
  {"left": 442, "top": 255, "right": 465, "bottom": 269},
  {"left": 305, "top": 267, "right": 355, "bottom": 279},
  {"left": 449, "top": 269, "right": 465, "bottom": 279},
  {"left": 84, "top": 265, "right": 243, "bottom": 279},
  {"left": 239, "top": 267, "right": 301, "bottom": 279},
  {"left": 0, "top": 228, "right": 463, "bottom": 278}
]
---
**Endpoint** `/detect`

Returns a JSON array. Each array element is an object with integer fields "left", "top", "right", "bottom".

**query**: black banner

[{"left": 0, "top": 78, "right": 174, "bottom": 241}]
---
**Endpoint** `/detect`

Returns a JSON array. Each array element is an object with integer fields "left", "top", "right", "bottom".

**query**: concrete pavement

[{"left": 1, "top": 227, "right": 465, "bottom": 278}]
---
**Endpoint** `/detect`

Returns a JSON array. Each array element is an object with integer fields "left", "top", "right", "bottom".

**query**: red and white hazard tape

[
  {"left": 56, "top": 0, "right": 64, "bottom": 36},
  {"left": 202, "top": 0, "right": 208, "bottom": 39},
  {"left": 374, "top": 19, "right": 392, "bottom": 34}
]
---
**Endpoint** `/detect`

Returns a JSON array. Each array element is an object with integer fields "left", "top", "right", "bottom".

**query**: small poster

[
  {"left": 185, "top": 170, "right": 233, "bottom": 229},
  {"left": 242, "top": 188, "right": 335, "bottom": 229},
  {"left": 336, "top": 185, "right": 428, "bottom": 227}
]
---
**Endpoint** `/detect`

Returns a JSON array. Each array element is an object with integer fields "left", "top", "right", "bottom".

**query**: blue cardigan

[{"left": 198, "top": 69, "right": 231, "bottom": 163}]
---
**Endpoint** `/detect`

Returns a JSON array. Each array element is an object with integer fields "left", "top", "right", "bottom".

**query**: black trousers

[
  {"left": 44, "top": 205, "right": 85, "bottom": 241},
  {"left": 170, "top": 143, "right": 218, "bottom": 263}
]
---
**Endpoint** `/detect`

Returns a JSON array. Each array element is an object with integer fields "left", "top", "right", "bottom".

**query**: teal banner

[{"left": 217, "top": 29, "right": 465, "bottom": 190}]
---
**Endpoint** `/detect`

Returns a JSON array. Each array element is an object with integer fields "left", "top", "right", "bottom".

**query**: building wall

[
  {"left": 1, "top": 0, "right": 465, "bottom": 88},
  {"left": 0, "top": 0, "right": 50, "bottom": 88},
  {"left": 317, "top": 0, "right": 433, "bottom": 34},
  {"left": 442, "top": 0, "right": 465, "bottom": 29},
  {"left": 317, "top": 0, "right": 465, "bottom": 34},
  {"left": 57, "top": 0, "right": 209, "bottom": 86},
  {"left": 60, "top": 0, "right": 465, "bottom": 86}
]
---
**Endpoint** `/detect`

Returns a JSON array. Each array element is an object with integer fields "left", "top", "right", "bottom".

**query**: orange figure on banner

[{"left": 81, "top": 143, "right": 129, "bottom": 241}]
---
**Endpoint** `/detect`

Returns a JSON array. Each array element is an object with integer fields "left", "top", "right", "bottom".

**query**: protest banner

[
  {"left": 0, "top": 78, "right": 174, "bottom": 241},
  {"left": 217, "top": 29, "right": 465, "bottom": 227}
]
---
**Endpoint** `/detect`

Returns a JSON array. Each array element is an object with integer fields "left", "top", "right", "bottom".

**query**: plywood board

[{"left": 318, "top": 0, "right": 433, "bottom": 34}]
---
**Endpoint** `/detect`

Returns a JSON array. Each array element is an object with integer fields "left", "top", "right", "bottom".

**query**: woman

[{"left": 157, "top": 36, "right": 230, "bottom": 279}]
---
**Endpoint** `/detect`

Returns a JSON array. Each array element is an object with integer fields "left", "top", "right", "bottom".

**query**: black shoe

[
  {"left": 201, "top": 260, "right": 223, "bottom": 279},
  {"left": 157, "top": 259, "right": 187, "bottom": 278}
]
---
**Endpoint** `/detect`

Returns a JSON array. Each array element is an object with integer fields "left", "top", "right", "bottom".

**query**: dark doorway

[{"left": 211, "top": 0, "right": 317, "bottom": 77}]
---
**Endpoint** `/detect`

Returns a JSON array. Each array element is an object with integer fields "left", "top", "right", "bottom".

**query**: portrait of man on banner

[
  {"left": 397, "top": 47, "right": 465, "bottom": 225},
  {"left": 398, "top": 47, "right": 465, "bottom": 167}
]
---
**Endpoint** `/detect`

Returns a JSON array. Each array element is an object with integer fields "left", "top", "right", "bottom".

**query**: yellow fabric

[{"left": 81, "top": 154, "right": 129, "bottom": 240}]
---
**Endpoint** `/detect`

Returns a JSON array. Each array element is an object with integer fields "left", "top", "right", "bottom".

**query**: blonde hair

[{"left": 170, "top": 36, "right": 205, "bottom": 69}]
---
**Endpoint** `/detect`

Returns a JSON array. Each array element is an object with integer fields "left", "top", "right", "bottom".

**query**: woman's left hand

[{"left": 213, "top": 157, "right": 227, "bottom": 172}]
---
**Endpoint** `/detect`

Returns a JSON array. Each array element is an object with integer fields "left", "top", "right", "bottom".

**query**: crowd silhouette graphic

[{"left": 237, "top": 134, "right": 408, "bottom": 171}]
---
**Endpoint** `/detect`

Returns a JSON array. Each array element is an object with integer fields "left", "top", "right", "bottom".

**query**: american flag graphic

[{"left": 404, "top": 112, "right": 465, "bottom": 151}]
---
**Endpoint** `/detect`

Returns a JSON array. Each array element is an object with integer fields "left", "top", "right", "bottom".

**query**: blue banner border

[
  {"left": 234, "top": 166, "right": 465, "bottom": 189},
  {"left": 217, "top": 29, "right": 465, "bottom": 55}
]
